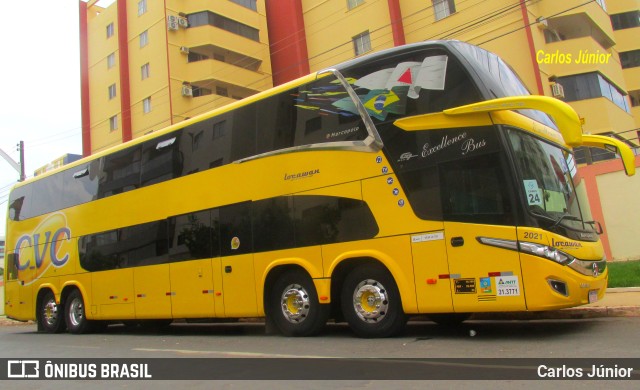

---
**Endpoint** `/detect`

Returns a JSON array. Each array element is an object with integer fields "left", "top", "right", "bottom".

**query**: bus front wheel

[
  {"left": 37, "top": 290, "right": 66, "bottom": 333},
  {"left": 64, "top": 290, "right": 93, "bottom": 334},
  {"left": 269, "top": 270, "right": 329, "bottom": 337},
  {"left": 341, "top": 264, "right": 407, "bottom": 338}
]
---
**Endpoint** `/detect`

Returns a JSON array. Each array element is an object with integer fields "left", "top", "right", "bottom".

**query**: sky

[{"left": 0, "top": 1, "right": 117, "bottom": 236}]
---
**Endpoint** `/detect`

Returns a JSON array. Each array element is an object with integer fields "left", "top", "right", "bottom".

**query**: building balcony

[
  {"left": 537, "top": 0, "right": 615, "bottom": 44},
  {"left": 612, "top": 27, "right": 640, "bottom": 52},
  {"left": 623, "top": 66, "right": 640, "bottom": 91},
  {"left": 542, "top": 37, "right": 626, "bottom": 90},
  {"left": 186, "top": 58, "right": 272, "bottom": 93},
  {"left": 569, "top": 97, "right": 636, "bottom": 135},
  {"left": 182, "top": 25, "right": 269, "bottom": 68}
]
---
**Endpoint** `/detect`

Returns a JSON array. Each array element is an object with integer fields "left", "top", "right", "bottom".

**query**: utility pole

[
  {"left": 0, "top": 140, "right": 26, "bottom": 182},
  {"left": 17, "top": 141, "right": 25, "bottom": 181}
]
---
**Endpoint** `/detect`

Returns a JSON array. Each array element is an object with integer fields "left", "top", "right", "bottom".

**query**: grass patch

[{"left": 607, "top": 260, "right": 640, "bottom": 288}]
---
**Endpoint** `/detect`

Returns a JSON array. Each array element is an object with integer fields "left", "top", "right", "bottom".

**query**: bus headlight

[{"left": 518, "top": 242, "right": 574, "bottom": 265}]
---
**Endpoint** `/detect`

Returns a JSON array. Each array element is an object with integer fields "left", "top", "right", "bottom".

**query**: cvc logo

[{"left": 13, "top": 213, "right": 72, "bottom": 282}]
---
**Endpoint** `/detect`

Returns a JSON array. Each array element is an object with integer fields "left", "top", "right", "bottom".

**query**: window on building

[
  {"left": 143, "top": 97, "right": 152, "bottom": 114},
  {"left": 106, "top": 22, "right": 114, "bottom": 38},
  {"left": 433, "top": 0, "right": 456, "bottom": 21},
  {"left": 186, "top": 11, "right": 259, "bottom": 41},
  {"left": 557, "top": 72, "right": 630, "bottom": 113},
  {"left": 109, "top": 115, "right": 118, "bottom": 131},
  {"left": 107, "top": 53, "right": 116, "bottom": 69},
  {"left": 108, "top": 84, "right": 117, "bottom": 100},
  {"left": 192, "top": 86, "right": 213, "bottom": 97},
  {"left": 347, "top": 0, "right": 365, "bottom": 10},
  {"left": 629, "top": 90, "right": 640, "bottom": 107},
  {"left": 141, "top": 63, "right": 150, "bottom": 80},
  {"left": 138, "top": 0, "right": 147, "bottom": 16},
  {"left": 216, "top": 86, "right": 228, "bottom": 97},
  {"left": 188, "top": 52, "right": 210, "bottom": 63},
  {"left": 610, "top": 10, "right": 640, "bottom": 30},
  {"left": 230, "top": 0, "right": 257, "bottom": 11},
  {"left": 620, "top": 49, "right": 640, "bottom": 69},
  {"left": 352, "top": 31, "right": 371, "bottom": 56},
  {"left": 140, "top": 30, "right": 149, "bottom": 48}
]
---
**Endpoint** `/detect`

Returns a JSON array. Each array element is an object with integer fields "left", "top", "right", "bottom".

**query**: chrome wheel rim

[
  {"left": 43, "top": 298, "right": 59, "bottom": 326},
  {"left": 68, "top": 298, "right": 84, "bottom": 327},
  {"left": 352, "top": 279, "right": 389, "bottom": 322},
  {"left": 280, "top": 284, "right": 310, "bottom": 323}
]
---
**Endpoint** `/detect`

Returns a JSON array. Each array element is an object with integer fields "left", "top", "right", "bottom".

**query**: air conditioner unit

[
  {"left": 551, "top": 83, "right": 565, "bottom": 99},
  {"left": 180, "top": 46, "right": 190, "bottom": 54},
  {"left": 181, "top": 85, "right": 193, "bottom": 97},
  {"left": 536, "top": 17, "right": 548, "bottom": 29},
  {"left": 178, "top": 17, "right": 189, "bottom": 28},
  {"left": 167, "top": 15, "right": 179, "bottom": 31}
]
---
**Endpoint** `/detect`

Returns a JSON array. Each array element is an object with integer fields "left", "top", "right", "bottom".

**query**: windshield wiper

[
  {"left": 530, "top": 208, "right": 582, "bottom": 229},
  {"left": 552, "top": 213, "right": 582, "bottom": 228}
]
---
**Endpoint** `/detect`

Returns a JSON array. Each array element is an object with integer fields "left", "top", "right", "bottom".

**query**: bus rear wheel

[
  {"left": 269, "top": 270, "right": 329, "bottom": 337},
  {"left": 341, "top": 264, "right": 407, "bottom": 338},
  {"left": 65, "top": 290, "right": 93, "bottom": 334},
  {"left": 38, "top": 290, "right": 66, "bottom": 333}
]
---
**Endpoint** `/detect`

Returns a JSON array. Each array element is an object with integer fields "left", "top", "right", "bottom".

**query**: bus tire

[
  {"left": 269, "top": 270, "right": 329, "bottom": 337},
  {"left": 38, "top": 290, "right": 66, "bottom": 333},
  {"left": 64, "top": 290, "right": 93, "bottom": 334},
  {"left": 341, "top": 264, "right": 407, "bottom": 338}
]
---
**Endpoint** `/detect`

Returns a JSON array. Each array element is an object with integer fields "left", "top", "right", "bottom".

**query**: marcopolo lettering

[{"left": 326, "top": 126, "right": 360, "bottom": 140}]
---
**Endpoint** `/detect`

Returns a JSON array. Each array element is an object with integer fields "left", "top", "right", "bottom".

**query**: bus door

[
  {"left": 167, "top": 209, "right": 219, "bottom": 319},
  {"left": 411, "top": 232, "right": 454, "bottom": 313},
  {"left": 4, "top": 252, "right": 34, "bottom": 320},
  {"left": 218, "top": 202, "right": 258, "bottom": 317},
  {"left": 440, "top": 152, "right": 526, "bottom": 313}
]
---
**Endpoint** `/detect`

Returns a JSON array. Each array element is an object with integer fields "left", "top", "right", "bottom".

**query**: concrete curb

[{"left": 470, "top": 306, "right": 640, "bottom": 321}]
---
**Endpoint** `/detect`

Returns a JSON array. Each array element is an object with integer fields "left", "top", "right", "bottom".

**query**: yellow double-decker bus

[{"left": 4, "top": 41, "right": 635, "bottom": 338}]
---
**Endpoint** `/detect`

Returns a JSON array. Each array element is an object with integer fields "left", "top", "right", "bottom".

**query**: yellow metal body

[{"left": 4, "top": 76, "right": 629, "bottom": 325}]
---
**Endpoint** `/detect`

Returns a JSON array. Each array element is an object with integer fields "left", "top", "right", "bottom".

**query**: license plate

[{"left": 588, "top": 290, "right": 598, "bottom": 303}]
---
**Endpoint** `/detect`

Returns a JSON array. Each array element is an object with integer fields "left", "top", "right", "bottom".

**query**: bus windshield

[{"left": 507, "top": 128, "right": 592, "bottom": 232}]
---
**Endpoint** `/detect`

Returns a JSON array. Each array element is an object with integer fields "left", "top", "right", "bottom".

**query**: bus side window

[
  {"left": 168, "top": 209, "right": 217, "bottom": 261},
  {"left": 6, "top": 253, "right": 18, "bottom": 280},
  {"left": 229, "top": 104, "right": 258, "bottom": 161},
  {"left": 141, "top": 131, "right": 182, "bottom": 186},
  {"left": 62, "top": 158, "right": 101, "bottom": 209},
  {"left": 439, "top": 153, "right": 513, "bottom": 225},
  {"left": 292, "top": 76, "right": 367, "bottom": 147},
  {"left": 219, "top": 202, "right": 253, "bottom": 256},
  {"left": 252, "top": 197, "right": 294, "bottom": 252},
  {"left": 179, "top": 115, "right": 233, "bottom": 175},
  {"left": 98, "top": 145, "right": 142, "bottom": 199},
  {"left": 256, "top": 91, "right": 296, "bottom": 155},
  {"left": 8, "top": 185, "right": 31, "bottom": 221}
]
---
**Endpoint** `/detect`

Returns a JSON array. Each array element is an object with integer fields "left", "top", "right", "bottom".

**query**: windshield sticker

[
  {"left": 496, "top": 276, "right": 520, "bottom": 297},
  {"left": 523, "top": 180, "right": 542, "bottom": 206}
]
